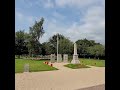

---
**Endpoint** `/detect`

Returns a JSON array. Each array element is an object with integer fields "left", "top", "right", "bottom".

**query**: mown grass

[
  {"left": 15, "top": 59, "right": 58, "bottom": 73},
  {"left": 64, "top": 64, "right": 90, "bottom": 69},
  {"left": 80, "top": 58, "right": 105, "bottom": 67}
]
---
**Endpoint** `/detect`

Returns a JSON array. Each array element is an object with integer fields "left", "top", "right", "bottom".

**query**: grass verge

[
  {"left": 64, "top": 64, "right": 90, "bottom": 69},
  {"left": 15, "top": 59, "right": 58, "bottom": 73}
]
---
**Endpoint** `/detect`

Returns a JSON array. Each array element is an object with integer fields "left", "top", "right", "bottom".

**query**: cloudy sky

[{"left": 15, "top": 0, "right": 105, "bottom": 44}]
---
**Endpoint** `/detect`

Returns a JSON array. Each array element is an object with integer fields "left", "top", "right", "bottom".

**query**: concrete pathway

[{"left": 15, "top": 63, "right": 105, "bottom": 90}]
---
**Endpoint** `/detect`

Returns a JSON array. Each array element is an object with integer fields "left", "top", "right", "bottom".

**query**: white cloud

[
  {"left": 40, "top": 33, "right": 48, "bottom": 43},
  {"left": 16, "top": 11, "right": 34, "bottom": 23},
  {"left": 20, "top": 0, "right": 34, "bottom": 8},
  {"left": 27, "top": 16, "right": 34, "bottom": 24},
  {"left": 15, "top": 10, "right": 36, "bottom": 31},
  {"left": 55, "top": 0, "right": 104, "bottom": 8},
  {"left": 83, "top": 6, "right": 104, "bottom": 23},
  {"left": 16, "top": 0, "right": 105, "bottom": 44},
  {"left": 65, "top": 5, "right": 105, "bottom": 44},
  {"left": 39, "top": 18, "right": 67, "bottom": 43},
  {"left": 20, "top": 0, "right": 54, "bottom": 8},
  {"left": 16, "top": 11, "right": 24, "bottom": 21},
  {"left": 44, "top": 0, "right": 54, "bottom": 8},
  {"left": 40, "top": 4, "right": 105, "bottom": 44},
  {"left": 18, "top": 0, "right": 104, "bottom": 9},
  {"left": 52, "top": 12, "right": 65, "bottom": 20}
]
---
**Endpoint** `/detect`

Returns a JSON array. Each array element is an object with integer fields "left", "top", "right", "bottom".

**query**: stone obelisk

[{"left": 71, "top": 43, "right": 80, "bottom": 64}]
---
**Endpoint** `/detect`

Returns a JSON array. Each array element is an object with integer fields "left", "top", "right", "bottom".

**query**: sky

[{"left": 15, "top": 0, "right": 105, "bottom": 44}]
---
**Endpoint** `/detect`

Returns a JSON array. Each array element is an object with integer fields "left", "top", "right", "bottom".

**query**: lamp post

[{"left": 57, "top": 33, "right": 59, "bottom": 62}]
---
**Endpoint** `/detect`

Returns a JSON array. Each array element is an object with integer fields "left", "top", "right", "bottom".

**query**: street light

[{"left": 57, "top": 33, "right": 59, "bottom": 62}]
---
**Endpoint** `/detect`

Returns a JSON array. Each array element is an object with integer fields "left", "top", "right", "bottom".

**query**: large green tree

[
  {"left": 28, "top": 17, "right": 45, "bottom": 56},
  {"left": 41, "top": 42, "right": 55, "bottom": 55},
  {"left": 87, "top": 44, "right": 105, "bottom": 59},
  {"left": 48, "top": 34, "right": 65, "bottom": 54},
  {"left": 15, "top": 30, "right": 28, "bottom": 58},
  {"left": 76, "top": 38, "right": 102, "bottom": 58},
  {"left": 42, "top": 34, "right": 73, "bottom": 55},
  {"left": 58, "top": 37, "right": 73, "bottom": 55}
]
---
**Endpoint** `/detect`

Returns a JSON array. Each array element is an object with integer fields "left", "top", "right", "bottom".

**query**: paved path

[{"left": 15, "top": 63, "right": 105, "bottom": 90}]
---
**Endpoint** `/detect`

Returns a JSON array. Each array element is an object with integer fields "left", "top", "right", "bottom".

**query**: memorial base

[{"left": 71, "top": 55, "right": 80, "bottom": 64}]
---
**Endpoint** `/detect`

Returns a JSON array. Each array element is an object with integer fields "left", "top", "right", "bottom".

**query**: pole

[{"left": 57, "top": 33, "right": 58, "bottom": 62}]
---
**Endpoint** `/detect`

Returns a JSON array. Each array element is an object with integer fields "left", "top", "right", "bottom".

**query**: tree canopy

[
  {"left": 42, "top": 34, "right": 73, "bottom": 55},
  {"left": 15, "top": 17, "right": 105, "bottom": 59},
  {"left": 15, "top": 17, "right": 45, "bottom": 58}
]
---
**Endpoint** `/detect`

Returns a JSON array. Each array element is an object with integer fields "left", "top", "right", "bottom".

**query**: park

[
  {"left": 15, "top": 20, "right": 105, "bottom": 89},
  {"left": 15, "top": 57, "right": 105, "bottom": 90},
  {"left": 15, "top": 0, "right": 105, "bottom": 90}
]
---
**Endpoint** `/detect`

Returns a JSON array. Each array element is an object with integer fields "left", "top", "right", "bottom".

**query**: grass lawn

[
  {"left": 64, "top": 64, "right": 90, "bottom": 69},
  {"left": 15, "top": 59, "right": 58, "bottom": 73},
  {"left": 80, "top": 58, "right": 105, "bottom": 67}
]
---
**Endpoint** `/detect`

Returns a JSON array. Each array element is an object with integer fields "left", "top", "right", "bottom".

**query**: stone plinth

[
  {"left": 63, "top": 54, "right": 68, "bottom": 63},
  {"left": 50, "top": 54, "right": 55, "bottom": 63},
  {"left": 24, "top": 64, "right": 29, "bottom": 72},
  {"left": 71, "top": 43, "right": 80, "bottom": 64},
  {"left": 71, "top": 55, "right": 80, "bottom": 64},
  {"left": 57, "top": 54, "right": 62, "bottom": 63}
]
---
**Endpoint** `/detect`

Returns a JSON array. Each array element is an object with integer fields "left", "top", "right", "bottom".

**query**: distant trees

[
  {"left": 76, "top": 39, "right": 105, "bottom": 59},
  {"left": 15, "top": 17, "right": 45, "bottom": 58},
  {"left": 58, "top": 37, "right": 73, "bottom": 55},
  {"left": 40, "top": 35, "right": 105, "bottom": 60},
  {"left": 87, "top": 45, "right": 105, "bottom": 59},
  {"left": 15, "top": 17, "right": 105, "bottom": 59},
  {"left": 41, "top": 34, "right": 73, "bottom": 55},
  {"left": 15, "top": 30, "right": 28, "bottom": 58}
]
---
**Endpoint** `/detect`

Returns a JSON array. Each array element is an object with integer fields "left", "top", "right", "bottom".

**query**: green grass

[
  {"left": 64, "top": 64, "right": 90, "bottom": 69},
  {"left": 15, "top": 59, "right": 58, "bottom": 73},
  {"left": 80, "top": 58, "right": 105, "bottom": 67}
]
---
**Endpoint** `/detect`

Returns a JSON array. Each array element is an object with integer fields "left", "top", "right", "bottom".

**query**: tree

[
  {"left": 28, "top": 17, "right": 45, "bottom": 56},
  {"left": 76, "top": 39, "right": 91, "bottom": 58},
  {"left": 41, "top": 42, "right": 55, "bottom": 55},
  {"left": 42, "top": 34, "right": 74, "bottom": 55},
  {"left": 76, "top": 38, "right": 102, "bottom": 58},
  {"left": 58, "top": 37, "right": 73, "bottom": 55},
  {"left": 48, "top": 34, "right": 65, "bottom": 54},
  {"left": 87, "top": 45, "right": 105, "bottom": 59},
  {"left": 15, "top": 30, "right": 28, "bottom": 58}
]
